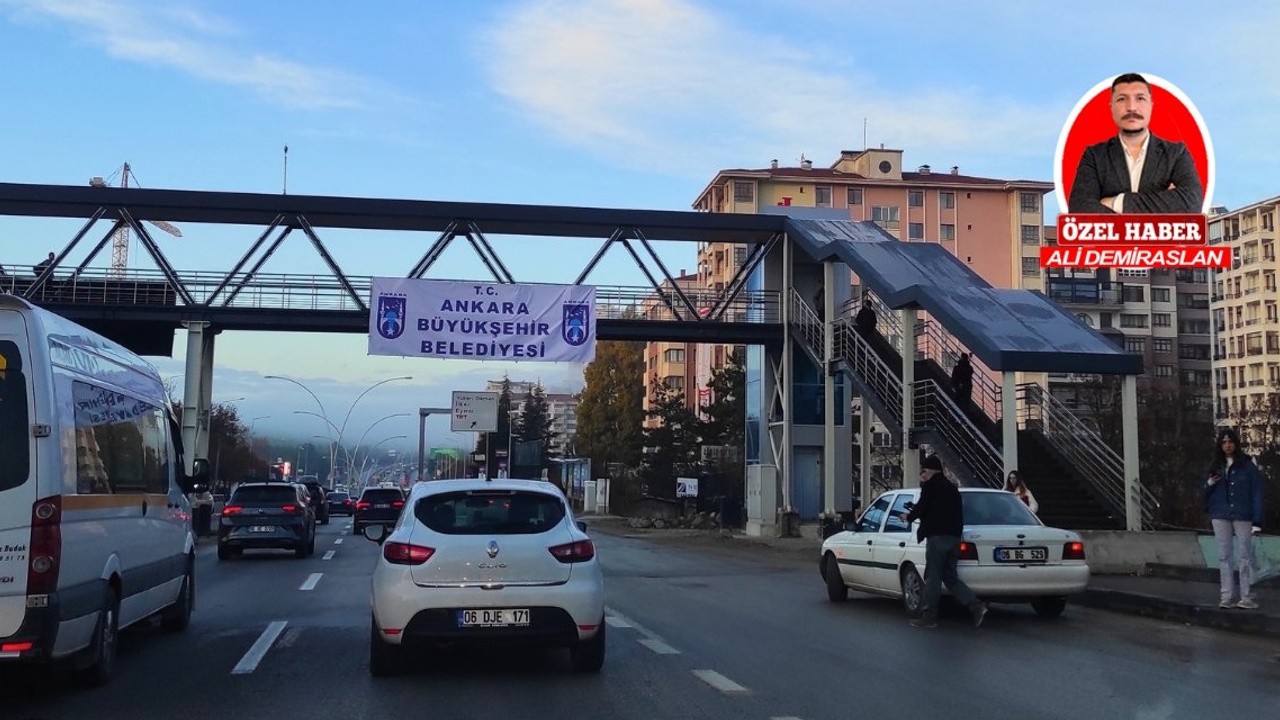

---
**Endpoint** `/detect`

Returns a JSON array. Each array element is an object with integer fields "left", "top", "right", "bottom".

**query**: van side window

[
  {"left": 0, "top": 340, "right": 30, "bottom": 493},
  {"left": 72, "top": 381, "right": 168, "bottom": 495}
]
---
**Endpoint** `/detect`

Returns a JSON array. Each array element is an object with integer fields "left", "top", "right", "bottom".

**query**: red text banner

[{"left": 1040, "top": 245, "right": 1229, "bottom": 269}]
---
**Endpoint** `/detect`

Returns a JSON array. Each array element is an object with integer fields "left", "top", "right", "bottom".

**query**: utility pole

[{"left": 282, "top": 145, "right": 289, "bottom": 195}]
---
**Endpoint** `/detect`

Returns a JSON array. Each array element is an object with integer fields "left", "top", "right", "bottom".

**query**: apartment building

[
  {"left": 641, "top": 271, "right": 701, "bottom": 428},
  {"left": 483, "top": 379, "right": 579, "bottom": 457},
  {"left": 1043, "top": 226, "right": 1214, "bottom": 410},
  {"left": 1209, "top": 197, "right": 1280, "bottom": 435}
]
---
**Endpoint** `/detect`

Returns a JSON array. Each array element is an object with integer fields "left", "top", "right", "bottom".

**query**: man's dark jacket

[
  {"left": 905, "top": 474, "right": 964, "bottom": 543},
  {"left": 1068, "top": 133, "right": 1202, "bottom": 214}
]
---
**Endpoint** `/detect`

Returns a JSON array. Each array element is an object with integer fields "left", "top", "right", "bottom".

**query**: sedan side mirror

[{"left": 363, "top": 525, "right": 387, "bottom": 544}]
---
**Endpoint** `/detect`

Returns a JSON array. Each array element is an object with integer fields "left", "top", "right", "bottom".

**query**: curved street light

[
  {"left": 347, "top": 413, "right": 411, "bottom": 480},
  {"left": 264, "top": 375, "right": 329, "bottom": 421},
  {"left": 357, "top": 434, "right": 408, "bottom": 486}
]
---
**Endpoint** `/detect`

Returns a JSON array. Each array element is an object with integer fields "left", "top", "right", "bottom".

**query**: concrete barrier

[{"left": 1079, "top": 530, "right": 1206, "bottom": 574}]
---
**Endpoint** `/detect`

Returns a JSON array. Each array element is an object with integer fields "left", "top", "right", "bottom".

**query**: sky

[{"left": 2, "top": 0, "right": 1278, "bottom": 457}]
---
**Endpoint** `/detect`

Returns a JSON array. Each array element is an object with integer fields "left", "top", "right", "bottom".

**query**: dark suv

[
  {"left": 328, "top": 491, "right": 355, "bottom": 516},
  {"left": 298, "top": 480, "right": 330, "bottom": 525},
  {"left": 353, "top": 487, "right": 405, "bottom": 535},
  {"left": 219, "top": 482, "right": 316, "bottom": 559}
]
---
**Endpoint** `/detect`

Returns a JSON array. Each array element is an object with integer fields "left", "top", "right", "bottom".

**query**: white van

[{"left": 0, "top": 295, "right": 206, "bottom": 685}]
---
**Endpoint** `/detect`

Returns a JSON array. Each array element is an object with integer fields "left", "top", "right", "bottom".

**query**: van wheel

[
  {"left": 824, "top": 554, "right": 849, "bottom": 602},
  {"left": 79, "top": 588, "right": 120, "bottom": 687},
  {"left": 369, "top": 617, "right": 403, "bottom": 677},
  {"left": 900, "top": 565, "right": 924, "bottom": 617},
  {"left": 569, "top": 619, "right": 606, "bottom": 673},
  {"left": 161, "top": 558, "right": 194, "bottom": 631}
]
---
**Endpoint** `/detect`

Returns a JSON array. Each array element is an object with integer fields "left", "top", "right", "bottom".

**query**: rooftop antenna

[{"left": 282, "top": 145, "right": 289, "bottom": 195}]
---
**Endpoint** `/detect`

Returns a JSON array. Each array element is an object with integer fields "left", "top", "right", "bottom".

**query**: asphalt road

[{"left": 7, "top": 519, "right": 1278, "bottom": 720}]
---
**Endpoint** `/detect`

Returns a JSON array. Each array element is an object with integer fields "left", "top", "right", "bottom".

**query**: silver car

[{"left": 363, "top": 478, "right": 605, "bottom": 676}]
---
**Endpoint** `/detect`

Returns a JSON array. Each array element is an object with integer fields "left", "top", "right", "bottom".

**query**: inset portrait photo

[{"left": 1055, "top": 73, "right": 1214, "bottom": 215}]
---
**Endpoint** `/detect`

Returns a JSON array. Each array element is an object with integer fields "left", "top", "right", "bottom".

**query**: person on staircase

[
  {"left": 854, "top": 294, "right": 877, "bottom": 337},
  {"left": 951, "top": 353, "right": 974, "bottom": 409},
  {"left": 1003, "top": 470, "right": 1039, "bottom": 514}
]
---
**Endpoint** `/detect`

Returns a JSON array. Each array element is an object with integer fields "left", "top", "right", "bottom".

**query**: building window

[
  {"left": 908, "top": 190, "right": 924, "bottom": 207},
  {"left": 940, "top": 223, "right": 956, "bottom": 241},
  {"left": 733, "top": 181, "right": 754, "bottom": 203},
  {"left": 1154, "top": 364, "right": 1175, "bottom": 377},
  {"left": 1022, "top": 257, "right": 1040, "bottom": 276},
  {"left": 1178, "top": 319, "right": 1211, "bottom": 334},
  {"left": 1152, "top": 313, "right": 1171, "bottom": 327},
  {"left": 1122, "top": 285, "right": 1145, "bottom": 303},
  {"left": 1021, "top": 225, "right": 1040, "bottom": 245},
  {"left": 1118, "top": 269, "right": 1148, "bottom": 278},
  {"left": 847, "top": 187, "right": 863, "bottom": 205},
  {"left": 908, "top": 222, "right": 924, "bottom": 240},
  {"left": 1152, "top": 287, "right": 1171, "bottom": 303},
  {"left": 872, "top": 206, "right": 900, "bottom": 231},
  {"left": 1178, "top": 344, "right": 1210, "bottom": 360},
  {"left": 1124, "top": 337, "right": 1145, "bottom": 354},
  {"left": 1020, "top": 193, "right": 1040, "bottom": 213},
  {"left": 1120, "top": 313, "right": 1149, "bottom": 328},
  {"left": 663, "top": 376, "right": 685, "bottom": 390},
  {"left": 815, "top": 186, "right": 832, "bottom": 207},
  {"left": 663, "top": 348, "right": 685, "bottom": 363},
  {"left": 939, "top": 191, "right": 955, "bottom": 209},
  {"left": 1177, "top": 293, "right": 1209, "bottom": 310},
  {"left": 1153, "top": 338, "right": 1173, "bottom": 354}
]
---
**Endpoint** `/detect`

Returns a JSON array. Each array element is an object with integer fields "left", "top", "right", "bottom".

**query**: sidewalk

[{"left": 582, "top": 514, "right": 1280, "bottom": 639}]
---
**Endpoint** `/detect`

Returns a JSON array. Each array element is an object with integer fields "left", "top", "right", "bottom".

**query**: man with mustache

[{"left": 1068, "top": 73, "right": 1203, "bottom": 214}]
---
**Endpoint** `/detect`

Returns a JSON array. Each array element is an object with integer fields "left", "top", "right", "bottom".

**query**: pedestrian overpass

[{"left": 0, "top": 181, "right": 1149, "bottom": 533}]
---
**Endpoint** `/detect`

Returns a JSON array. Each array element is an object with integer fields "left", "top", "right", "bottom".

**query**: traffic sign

[{"left": 451, "top": 391, "right": 499, "bottom": 433}]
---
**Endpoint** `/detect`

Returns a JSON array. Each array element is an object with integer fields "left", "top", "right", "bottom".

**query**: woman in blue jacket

[{"left": 1203, "top": 428, "right": 1265, "bottom": 609}]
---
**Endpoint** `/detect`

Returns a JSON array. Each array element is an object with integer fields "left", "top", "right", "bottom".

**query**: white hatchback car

[
  {"left": 820, "top": 488, "right": 1090, "bottom": 618},
  {"left": 363, "top": 478, "right": 605, "bottom": 675}
]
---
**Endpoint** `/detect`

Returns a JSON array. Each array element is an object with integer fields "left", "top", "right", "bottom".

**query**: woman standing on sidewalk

[
  {"left": 1203, "top": 428, "right": 1265, "bottom": 610},
  {"left": 1003, "top": 470, "right": 1039, "bottom": 514}
]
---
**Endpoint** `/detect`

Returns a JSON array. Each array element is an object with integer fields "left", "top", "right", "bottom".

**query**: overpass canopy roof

[{"left": 785, "top": 218, "right": 1142, "bottom": 375}]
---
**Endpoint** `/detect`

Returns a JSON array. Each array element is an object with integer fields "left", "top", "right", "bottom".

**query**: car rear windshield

[
  {"left": 231, "top": 486, "right": 299, "bottom": 504},
  {"left": 0, "top": 340, "right": 30, "bottom": 493},
  {"left": 361, "top": 488, "right": 403, "bottom": 501},
  {"left": 963, "top": 492, "right": 1041, "bottom": 526},
  {"left": 415, "top": 490, "right": 566, "bottom": 535},
  {"left": 328, "top": 492, "right": 349, "bottom": 502}
]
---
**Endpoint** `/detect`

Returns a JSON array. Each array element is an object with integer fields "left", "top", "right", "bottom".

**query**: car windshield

[
  {"left": 231, "top": 486, "right": 298, "bottom": 504},
  {"left": 963, "top": 492, "right": 1042, "bottom": 526},
  {"left": 361, "top": 489, "right": 403, "bottom": 503},
  {"left": 414, "top": 490, "right": 566, "bottom": 535}
]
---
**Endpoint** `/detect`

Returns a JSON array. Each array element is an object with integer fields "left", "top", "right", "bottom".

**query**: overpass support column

[
  {"left": 900, "top": 308, "right": 919, "bottom": 488},
  {"left": 1002, "top": 371, "right": 1019, "bottom": 481},
  {"left": 197, "top": 330, "right": 217, "bottom": 460},
  {"left": 181, "top": 322, "right": 212, "bottom": 475},
  {"left": 823, "top": 261, "right": 837, "bottom": 515},
  {"left": 1122, "top": 375, "right": 1141, "bottom": 531},
  {"left": 859, "top": 399, "right": 872, "bottom": 511}
]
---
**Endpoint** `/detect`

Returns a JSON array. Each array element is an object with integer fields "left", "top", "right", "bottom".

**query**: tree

[
  {"left": 642, "top": 379, "right": 703, "bottom": 498},
  {"left": 514, "top": 382, "right": 557, "bottom": 474},
  {"left": 575, "top": 340, "right": 646, "bottom": 477},
  {"left": 475, "top": 376, "right": 517, "bottom": 478},
  {"left": 701, "top": 348, "right": 745, "bottom": 449}
]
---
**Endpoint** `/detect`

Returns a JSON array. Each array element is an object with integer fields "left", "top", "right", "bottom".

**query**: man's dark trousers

[{"left": 921, "top": 534, "right": 978, "bottom": 622}]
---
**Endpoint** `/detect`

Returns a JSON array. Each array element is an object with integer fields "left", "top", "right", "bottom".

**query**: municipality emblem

[
  {"left": 376, "top": 295, "right": 407, "bottom": 340},
  {"left": 562, "top": 302, "right": 589, "bottom": 346}
]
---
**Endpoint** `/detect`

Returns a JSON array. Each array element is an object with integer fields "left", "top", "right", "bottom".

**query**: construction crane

[{"left": 89, "top": 163, "right": 183, "bottom": 276}]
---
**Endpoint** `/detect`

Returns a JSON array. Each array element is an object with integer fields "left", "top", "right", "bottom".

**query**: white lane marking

[
  {"left": 278, "top": 627, "right": 304, "bottom": 649},
  {"left": 323, "top": 550, "right": 336, "bottom": 560},
  {"left": 692, "top": 669, "right": 749, "bottom": 695},
  {"left": 299, "top": 573, "right": 323, "bottom": 591},
  {"left": 604, "top": 616, "right": 632, "bottom": 629},
  {"left": 639, "top": 638, "right": 681, "bottom": 655},
  {"left": 231, "top": 621, "right": 288, "bottom": 675},
  {"left": 334, "top": 538, "right": 344, "bottom": 545}
]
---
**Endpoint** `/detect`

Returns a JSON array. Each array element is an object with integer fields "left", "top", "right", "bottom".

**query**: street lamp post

[
  {"left": 357, "top": 435, "right": 408, "bottom": 486},
  {"left": 346, "top": 413, "right": 411, "bottom": 481}
]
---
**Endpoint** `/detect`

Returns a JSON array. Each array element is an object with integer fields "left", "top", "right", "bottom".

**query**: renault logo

[{"left": 486, "top": 540, "right": 500, "bottom": 558}]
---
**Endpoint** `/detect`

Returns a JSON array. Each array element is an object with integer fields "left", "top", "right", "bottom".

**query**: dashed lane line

[
  {"left": 692, "top": 669, "right": 750, "bottom": 695},
  {"left": 231, "top": 621, "right": 288, "bottom": 675},
  {"left": 604, "top": 616, "right": 633, "bottom": 629},
  {"left": 604, "top": 607, "right": 682, "bottom": 655},
  {"left": 639, "top": 638, "right": 681, "bottom": 655},
  {"left": 334, "top": 538, "right": 344, "bottom": 545},
  {"left": 323, "top": 550, "right": 336, "bottom": 560},
  {"left": 300, "top": 573, "right": 323, "bottom": 591}
]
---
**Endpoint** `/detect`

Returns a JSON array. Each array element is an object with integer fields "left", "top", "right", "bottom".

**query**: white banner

[{"left": 368, "top": 278, "right": 596, "bottom": 363}]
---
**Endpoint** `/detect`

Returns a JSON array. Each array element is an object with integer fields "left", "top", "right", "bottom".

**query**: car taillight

[
  {"left": 357, "top": 501, "right": 371, "bottom": 510},
  {"left": 222, "top": 505, "right": 243, "bottom": 516},
  {"left": 28, "top": 497, "right": 61, "bottom": 596},
  {"left": 392, "top": 501, "right": 404, "bottom": 508},
  {"left": 1063, "top": 541, "right": 1086, "bottom": 560},
  {"left": 383, "top": 542, "right": 434, "bottom": 565},
  {"left": 957, "top": 541, "right": 979, "bottom": 561},
  {"left": 282, "top": 505, "right": 300, "bottom": 514},
  {"left": 549, "top": 539, "right": 595, "bottom": 563},
  {"left": 1, "top": 641, "right": 34, "bottom": 652}
]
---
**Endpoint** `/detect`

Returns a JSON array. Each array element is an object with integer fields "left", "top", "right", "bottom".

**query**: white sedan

[
  {"left": 820, "top": 488, "right": 1089, "bottom": 618},
  {"left": 363, "top": 478, "right": 606, "bottom": 675}
]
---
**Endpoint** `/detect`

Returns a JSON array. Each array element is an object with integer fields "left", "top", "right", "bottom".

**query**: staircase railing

[
  {"left": 1017, "top": 382, "right": 1158, "bottom": 529},
  {"left": 792, "top": 290, "right": 1003, "bottom": 486},
  {"left": 851, "top": 292, "right": 1004, "bottom": 423}
]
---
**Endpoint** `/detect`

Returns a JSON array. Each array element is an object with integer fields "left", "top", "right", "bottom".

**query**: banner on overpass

[{"left": 368, "top": 278, "right": 596, "bottom": 364}]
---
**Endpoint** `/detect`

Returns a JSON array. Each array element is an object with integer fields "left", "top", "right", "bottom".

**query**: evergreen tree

[
  {"left": 576, "top": 341, "right": 645, "bottom": 475},
  {"left": 475, "top": 375, "right": 516, "bottom": 478},
  {"left": 641, "top": 379, "right": 703, "bottom": 498},
  {"left": 515, "top": 382, "right": 557, "bottom": 474},
  {"left": 702, "top": 347, "right": 746, "bottom": 449}
]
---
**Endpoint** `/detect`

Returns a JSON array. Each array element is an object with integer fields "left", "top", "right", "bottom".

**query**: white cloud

[
  {"left": 480, "top": 0, "right": 1062, "bottom": 176},
  {"left": 2, "top": 0, "right": 384, "bottom": 111}
]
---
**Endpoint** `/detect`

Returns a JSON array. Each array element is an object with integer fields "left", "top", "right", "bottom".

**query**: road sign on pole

[{"left": 451, "top": 391, "right": 499, "bottom": 433}]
